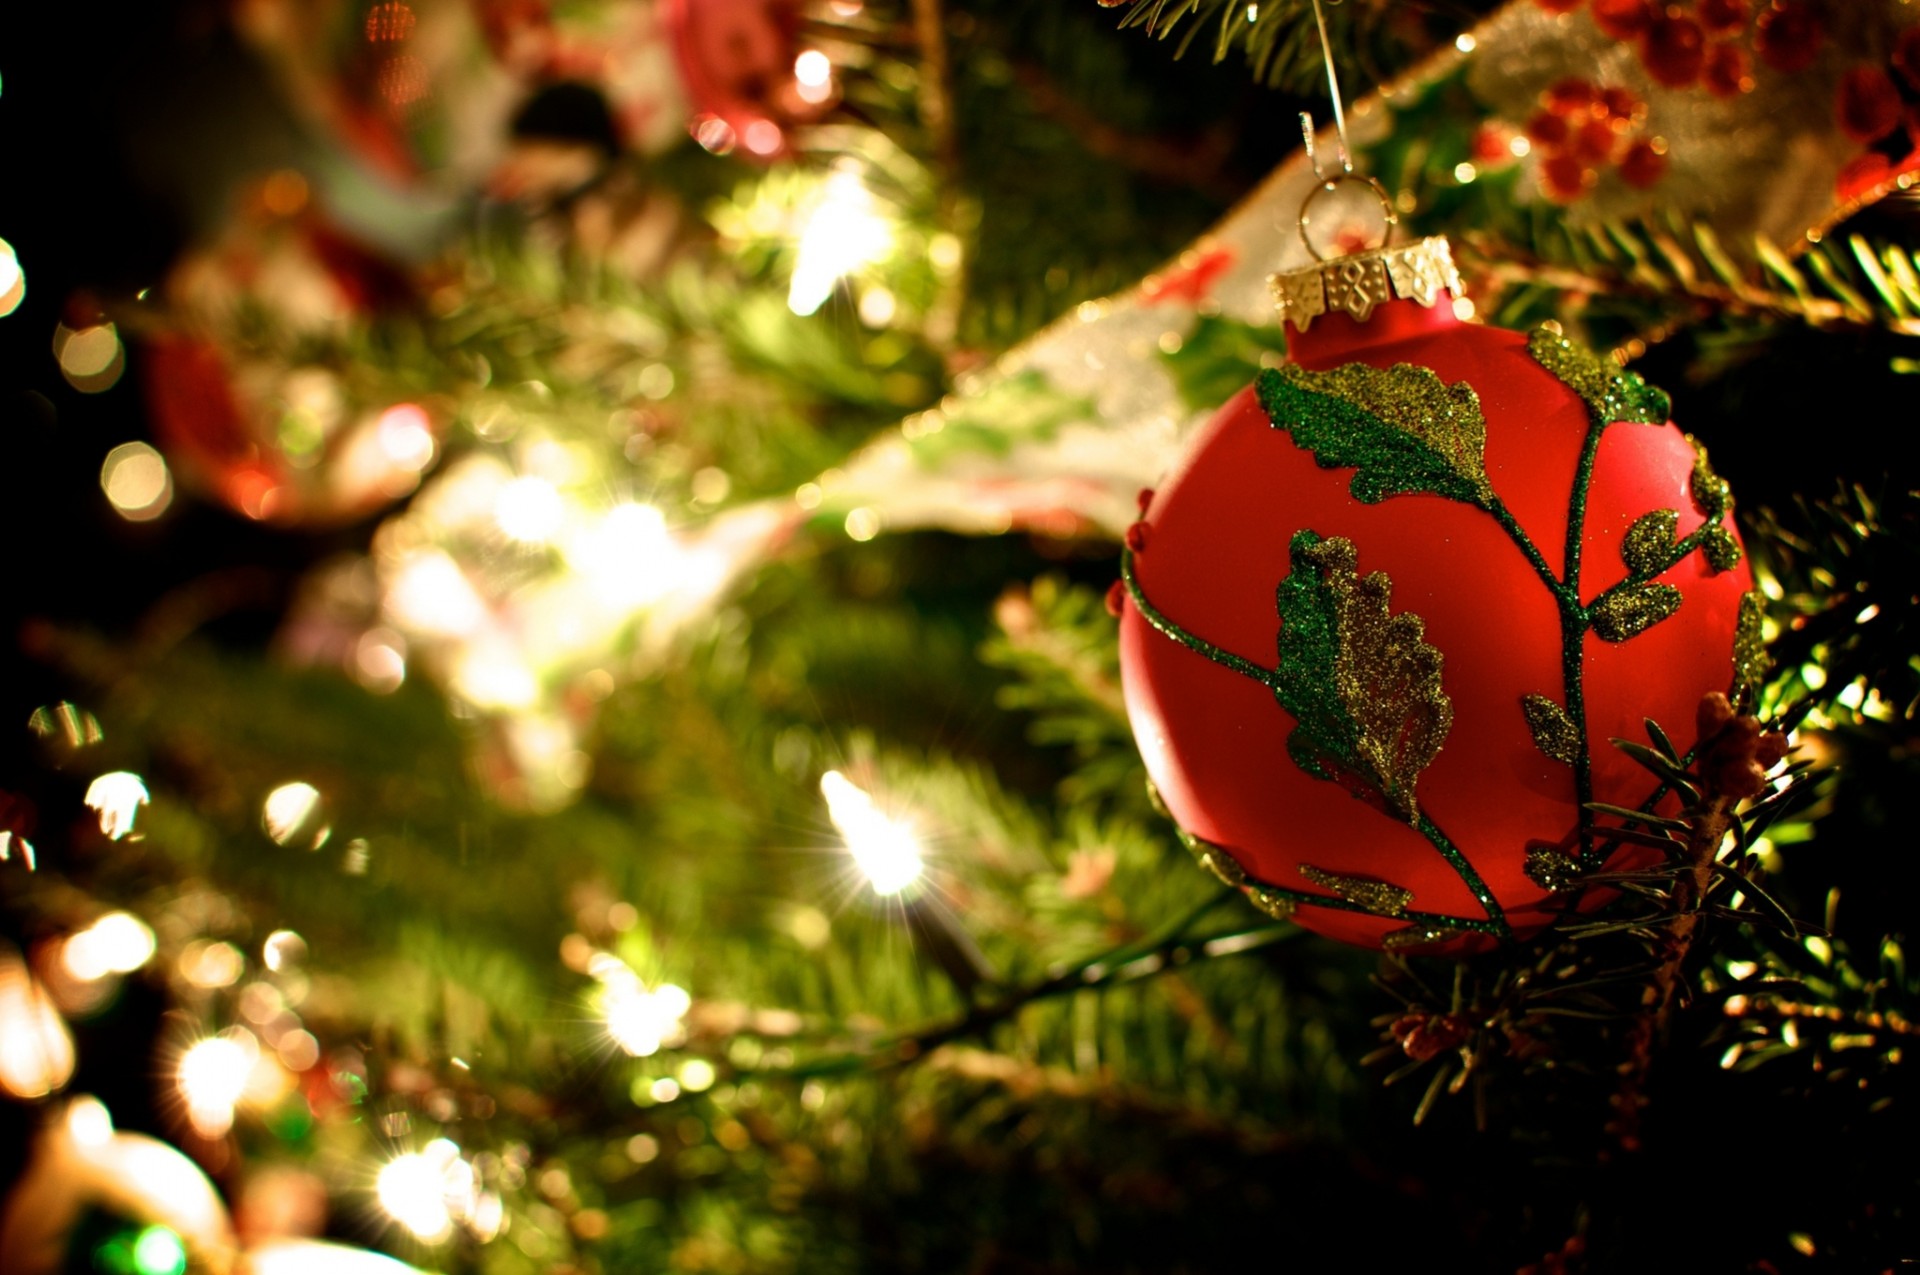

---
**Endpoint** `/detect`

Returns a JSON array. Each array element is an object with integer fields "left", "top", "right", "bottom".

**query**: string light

[
  {"left": 376, "top": 1139, "right": 475, "bottom": 1243},
  {"left": 597, "top": 958, "right": 692, "bottom": 1057},
  {"left": 101, "top": 442, "right": 174, "bottom": 521},
  {"left": 0, "top": 947, "right": 74, "bottom": 1098},
  {"left": 820, "top": 771, "right": 924, "bottom": 895},
  {"left": 62, "top": 910, "right": 157, "bottom": 980},
  {"left": 788, "top": 168, "right": 892, "bottom": 317},
  {"left": 0, "top": 236, "right": 24, "bottom": 316},
  {"left": 84, "top": 771, "right": 149, "bottom": 840},
  {"left": 263, "top": 781, "right": 328, "bottom": 849},
  {"left": 177, "top": 1031, "right": 258, "bottom": 1136}
]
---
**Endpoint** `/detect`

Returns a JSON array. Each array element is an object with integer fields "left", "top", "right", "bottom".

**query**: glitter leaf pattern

[
  {"left": 1589, "top": 582, "right": 1684, "bottom": 641},
  {"left": 1733, "top": 592, "right": 1769, "bottom": 698},
  {"left": 1256, "top": 363, "right": 1492, "bottom": 506},
  {"left": 1622, "top": 508, "right": 1682, "bottom": 577},
  {"left": 1300, "top": 863, "right": 1413, "bottom": 916},
  {"left": 1274, "top": 530, "right": 1452, "bottom": 823},
  {"left": 1527, "top": 328, "right": 1670, "bottom": 426},
  {"left": 1522, "top": 693, "right": 1582, "bottom": 765}
]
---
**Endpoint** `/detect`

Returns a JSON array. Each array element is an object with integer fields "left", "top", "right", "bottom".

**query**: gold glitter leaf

[
  {"left": 1523, "top": 843, "right": 1583, "bottom": 894},
  {"left": 1275, "top": 531, "right": 1453, "bottom": 822},
  {"left": 1522, "top": 694, "right": 1582, "bottom": 766},
  {"left": 1257, "top": 363, "right": 1491, "bottom": 506},
  {"left": 1589, "top": 582, "right": 1684, "bottom": 642},
  {"left": 1300, "top": 864, "right": 1413, "bottom": 917},
  {"left": 1733, "top": 591, "right": 1770, "bottom": 698},
  {"left": 1244, "top": 884, "right": 1297, "bottom": 920},
  {"left": 1527, "top": 328, "right": 1670, "bottom": 426},
  {"left": 1622, "top": 508, "right": 1681, "bottom": 577},
  {"left": 1689, "top": 440, "right": 1733, "bottom": 519},
  {"left": 1382, "top": 922, "right": 1460, "bottom": 952}
]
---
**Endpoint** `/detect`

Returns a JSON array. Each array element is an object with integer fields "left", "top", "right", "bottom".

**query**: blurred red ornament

[
  {"left": 1619, "top": 137, "right": 1670, "bottom": 187},
  {"left": 1703, "top": 41, "right": 1755, "bottom": 98},
  {"left": 1696, "top": 0, "right": 1751, "bottom": 35},
  {"left": 1140, "top": 245, "right": 1237, "bottom": 307},
  {"left": 1835, "top": 151, "right": 1893, "bottom": 200},
  {"left": 1598, "top": 86, "right": 1642, "bottom": 121},
  {"left": 1527, "top": 111, "right": 1572, "bottom": 150},
  {"left": 1754, "top": 3, "right": 1823, "bottom": 75},
  {"left": 1541, "top": 152, "right": 1598, "bottom": 201},
  {"left": 664, "top": 0, "right": 816, "bottom": 160},
  {"left": 1641, "top": 15, "right": 1708, "bottom": 88},
  {"left": 1119, "top": 241, "right": 1752, "bottom": 951},
  {"left": 1570, "top": 115, "right": 1621, "bottom": 165},
  {"left": 1591, "top": 0, "right": 1653, "bottom": 40},
  {"left": 1837, "top": 65, "right": 1904, "bottom": 143}
]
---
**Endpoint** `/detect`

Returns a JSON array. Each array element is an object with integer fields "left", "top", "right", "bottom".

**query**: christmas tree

[{"left": 3, "top": 0, "right": 1917, "bottom": 1269}]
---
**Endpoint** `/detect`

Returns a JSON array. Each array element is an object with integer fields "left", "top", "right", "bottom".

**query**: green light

[{"left": 131, "top": 1226, "right": 187, "bottom": 1275}]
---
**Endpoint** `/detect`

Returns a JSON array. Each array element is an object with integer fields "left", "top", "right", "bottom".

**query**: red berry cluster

[
  {"left": 1531, "top": 0, "right": 1826, "bottom": 93},
  {"left": 1833, "top": 26, "right": 1920, "bottom": 199},
  {"left": 1525, "top": 78, "right": 1668, "bottom": 202}
]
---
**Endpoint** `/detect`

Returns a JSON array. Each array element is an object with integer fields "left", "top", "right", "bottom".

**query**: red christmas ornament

[
  {"left": 664, "top": 0, "right": 818, "bottom": 160},
  {"left": 1117, "top": 237, "right": 1755, "bottom": 951}
]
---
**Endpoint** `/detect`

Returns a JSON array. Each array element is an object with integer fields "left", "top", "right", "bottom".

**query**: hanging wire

[{"left": 1308, "top": 0, "right": 1353, "bottom": 175}]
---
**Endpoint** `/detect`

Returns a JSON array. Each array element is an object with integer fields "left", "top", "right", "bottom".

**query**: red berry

[
  {"left": 1696, "top": 0, "right": 1750, "bottom": 34},
  {"left": 1136, "top": 487, "right": 1156, "bottom": 513},
  {"left": 1544, "top": 76, "right": 1599, "bottom": 114},
  {"left": 1570, "top": 115, "right": 1621, "bottom": 165},
  {"left": 1104, "top": 580, "right": 1126, "bottom": 618},
  {"left": 1704, "top": 41, "right": 1754, "bottom": 97},
  {"left": 1534, "top": 0, "right": 1585, "bottom": 11},
  {"left": 1835, "top": 151, "right": 1892, "bottom": 200},
  {"left": 1619, "top": 137, "right": 1669, "bottom": 187},
  {"left": 1472, "top": 124, "right": 1513, "bottom": 164},
  {"left": 1125, "top": 521, "right": 1149, "bottom": 552},
  {"left": 1894, "top": 25, "right": 1920, "bottom": 93},
  {"left": 1754, "top": 4, "right": 1823, "bottom": 75},
  {"left": 1641, "top": 15, "right": 1708, "bottom": 88},
  {"left": 1837, "top": 65, "right": 1904, "bottom": 143},
  {"left": 1527, "top": 111, "right": 1571, "bottom": 149},
  {"left": 1591, "top": 0, "right": 1652, "bottom": 40},
  {"left": 1598, "top": 86, "right": 1642, "bottom": 120},
  {"left": 1541, "top": 153, "right": 1597, "bottom": 202}
]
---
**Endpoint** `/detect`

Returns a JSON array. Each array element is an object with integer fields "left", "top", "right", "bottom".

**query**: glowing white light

[
  {"left": 450, "top": 640, "right": 540, "bottom": 710},
  {"left": 101, "top": 442, "right": 174, "bottom": 521},
  {"left": 495, "top": 475, "right": 566, "bottom": 543},
  {"left": 566, "top": 502, "right": 684, "bottom": 607},
  {"left": 376, "top": 1140, "right": 473, "bottom": 1244},
  {"left": 177, "top": 1033, "right": 256, "bottom": 1136},
  {"left": 0, "top": 238, "right": 23, "bottom": 317},
  {"left": 0, "top": 950, "right": 74, "bottom": 1099},
  {"left": 56, "top": 323, "right": 124, "bottom": 392},
  {"left": 820, "top": 770, "right": 924, "bottom": 895},
  {"left": 0, "top": 830, "right": 33, "bottom": 870},
  {"left": 85, "top": 772, "right": 149, "bottom": 840},
  {"left": 387, "top": 551, "right": 487, "bottom": 638},
  {"left": 788, "top": 169, "right": 892, "bottom": 317},
  {"left": 67, "top": 1094, "right": 115, "bottom": 1147},
  {"left": 262, "top": 929, "right": 307, "bottom": 972},
  {"left": 601, "top": 970, "right": 692, "bottom": 1058},
  {"left": 353, "top": 628, "right": 407, "bottom": 693},
  {"left": 376, "top": 404, "right": 435, "bottom": 472},
  {"left": 250, "top": 1240, "right": 428, "bottom": 1275},
  {"left": 63, "top": 911, "right": 156, "bottom": 981},
  {"left": 794, "top": 49, "right": 833, "bottom": 104},
  {"left": 1455, "top": 32, "right": 1477, "bottom": 52},
  {"left": 263, "top": 782, "right": 325, "bottom": 848}
]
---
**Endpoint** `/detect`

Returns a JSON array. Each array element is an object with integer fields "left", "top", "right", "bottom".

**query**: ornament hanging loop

[{"left": 1295, "top": 0, "right": 1396, "bottom": 262}]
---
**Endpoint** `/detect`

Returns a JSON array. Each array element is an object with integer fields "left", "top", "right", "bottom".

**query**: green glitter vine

[{"left": 1126, "top": 535, "right": 1508, "bottom": 940}]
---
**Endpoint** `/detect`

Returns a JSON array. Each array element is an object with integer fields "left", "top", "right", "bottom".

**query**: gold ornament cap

[{"left": 1269, "top": 236, "right": 1462, "bottom": 333}]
